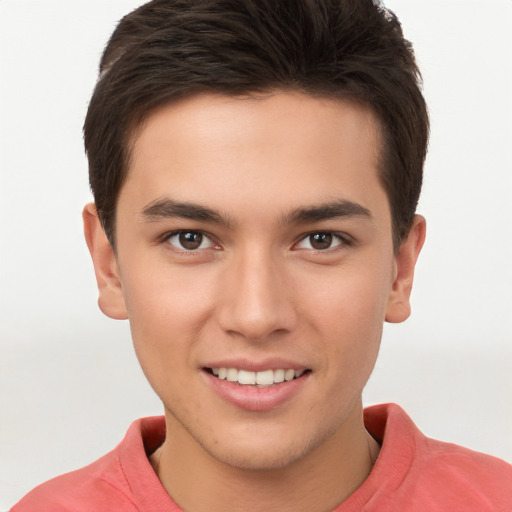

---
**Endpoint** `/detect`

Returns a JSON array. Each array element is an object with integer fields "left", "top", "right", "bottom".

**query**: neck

[{"left": 151, "top": 402, "right": 380, "bottom": 512}]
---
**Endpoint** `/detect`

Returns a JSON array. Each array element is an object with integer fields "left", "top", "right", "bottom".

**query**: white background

[{"left": 1, "top": 0, "right": 511, "bottom": 508}]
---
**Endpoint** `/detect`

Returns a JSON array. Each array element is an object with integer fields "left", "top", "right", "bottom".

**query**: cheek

[
  {"left": 300, "top": 266, "right": 391, "bottom": 371},
  {"left": 119, "top": 265, "right": 216, "bottom": 378},
  {"left": 122, "top": 259, "right": 214, "bottom": 328},
  {"left": 302, "top": 264, "right": 391, "bottom": 331}
]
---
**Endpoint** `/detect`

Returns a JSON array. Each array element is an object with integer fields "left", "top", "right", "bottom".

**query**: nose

[{"left": 217, "top": 248, "right": 297, "bottom": 341}]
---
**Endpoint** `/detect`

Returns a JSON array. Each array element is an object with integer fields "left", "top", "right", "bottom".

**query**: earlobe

[
  {"left": 83, "top": 203, "right": 128, "bottom": 320},
  {"left": 385, "top": 215, "right": 426, "bottom": 324}
]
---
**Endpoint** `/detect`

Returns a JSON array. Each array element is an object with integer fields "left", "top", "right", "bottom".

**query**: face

[{"left": 85, "top": 91, "right": 424, "bottom": 471}]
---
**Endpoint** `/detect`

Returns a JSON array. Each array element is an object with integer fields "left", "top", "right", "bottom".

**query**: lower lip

[{"left": 203, "top": 371, "right": 310, "bottom": 412}]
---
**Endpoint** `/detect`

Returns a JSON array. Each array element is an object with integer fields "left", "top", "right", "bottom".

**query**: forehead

[{"left": 122, "top": 91, "right": 387, "bottom": 220}]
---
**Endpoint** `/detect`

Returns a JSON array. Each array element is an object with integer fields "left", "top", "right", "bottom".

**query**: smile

[{"left": 208, "top": 368, "right": 308, "bottom": 387}]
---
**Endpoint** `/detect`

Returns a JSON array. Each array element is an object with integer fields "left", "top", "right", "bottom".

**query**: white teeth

[
  {"left": 238, "top": 370, "right": 256, "bottom": 385},
  {"left": 284, "top": 369, "right": 295, "bottom": 381},
  {"left": 226, "top": 368, "right": 238, "bottom": 382},
  {"left": 210, "top": 367, "right": 306, "bottom": 386},
  {"left": 273, "top": 369, "right": 285, "bottom": 383},
  {"left": 255, "top": 369, "right": 274, "bottom": 386}
]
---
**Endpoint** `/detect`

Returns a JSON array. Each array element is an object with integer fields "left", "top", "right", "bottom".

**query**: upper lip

[{"left": 202, "top": 358, "right": 310, "bottom": 372}]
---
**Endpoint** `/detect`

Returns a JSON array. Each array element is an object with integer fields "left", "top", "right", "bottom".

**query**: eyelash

[{"left": 159, "top": 230, "right": 352, "bottom": 253}]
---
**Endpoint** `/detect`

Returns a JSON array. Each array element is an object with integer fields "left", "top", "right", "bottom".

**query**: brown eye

[
  {"left": 166, "top": 231, "right": 214, "bottom": 251},
  {"left": 179, "top": 231, "right": 203, "bottom": 250},
  {"left": 309, "top": 233, "right": 333, "bottom": 250},
  {"left": 295, "top": 232, "right": 345, "bottom": 251}
]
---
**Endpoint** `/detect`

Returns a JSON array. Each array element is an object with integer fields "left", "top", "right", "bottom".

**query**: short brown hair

[{"left": 84, "top": 0, "right": 429, "bottom": 249}]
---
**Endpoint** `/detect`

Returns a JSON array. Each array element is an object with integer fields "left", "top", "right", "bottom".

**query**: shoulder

[
  {"left": 10, "top": 416, "right": 167, "bottom": 512},
  {"left": 411, "top": 436, "right": 512, "bottom": 508},
  {"left": 363, "top": 404, "right": 512, "bottom": 512},
  {"left": 10, "top": 449, "right": 136, "bottom": 512}
]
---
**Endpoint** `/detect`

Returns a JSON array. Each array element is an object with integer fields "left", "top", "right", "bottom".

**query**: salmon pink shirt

[{"left": 11, "top": 404, "right": 512, "bottom": 511}]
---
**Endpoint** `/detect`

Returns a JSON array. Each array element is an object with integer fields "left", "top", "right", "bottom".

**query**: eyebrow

[
  {"left": 284, "top": 199, "right": 372, "bottom": 224},
  {"left": 140, "top": 198, "right": 233, "bottom": 227},
  {"left": 140, "top": 197, "right": 371, "bottom": 227}
]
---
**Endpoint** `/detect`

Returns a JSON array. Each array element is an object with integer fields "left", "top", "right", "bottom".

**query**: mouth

[{"left": 204, "top": 367, "right": 311, "bottom": 388}]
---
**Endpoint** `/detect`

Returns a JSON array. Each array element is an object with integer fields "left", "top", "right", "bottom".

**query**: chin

[
  {"left": 205, "top": 442, "right": 310, "bottom": 472},
  {"left": 198, "top": 421, "right": 338, "bottom": 472}
]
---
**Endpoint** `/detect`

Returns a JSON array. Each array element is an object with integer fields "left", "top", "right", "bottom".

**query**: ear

[
  {"left": 83, "top": 203, "right": 128, "bottom": 320},
  {"left": 385, "top": 215, "right": 426, "bottom": 323}
]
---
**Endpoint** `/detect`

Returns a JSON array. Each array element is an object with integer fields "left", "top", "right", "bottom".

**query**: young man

[{"left": 11, "top": 0, "right": 512, "bottom": 510}]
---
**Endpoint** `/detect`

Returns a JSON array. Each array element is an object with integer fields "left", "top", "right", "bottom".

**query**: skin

[{"left": 84, "top": 91, "right": 425, "bottom": 512}]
